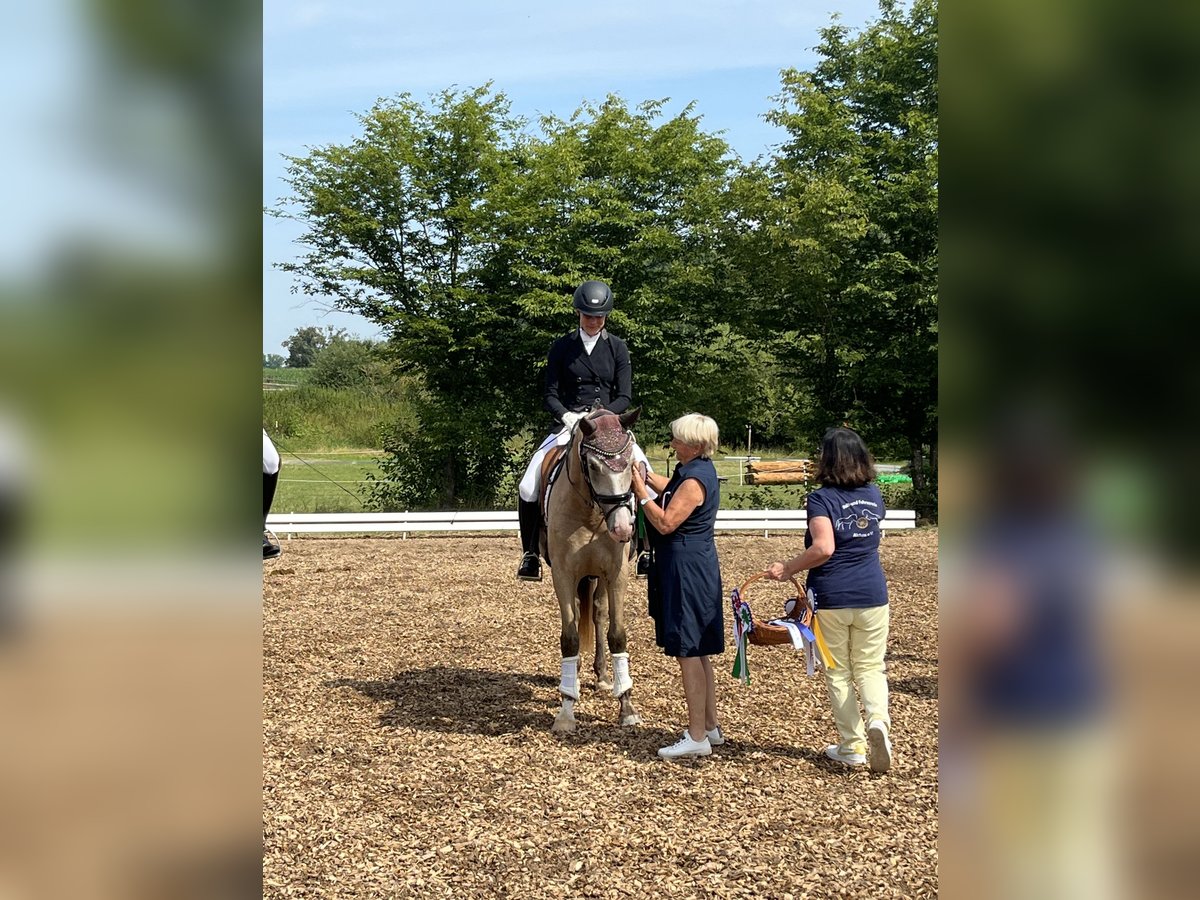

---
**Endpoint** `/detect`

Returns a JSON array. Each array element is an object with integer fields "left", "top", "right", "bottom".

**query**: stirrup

[
  {"left": 635, "top": 552, "right": 650, "bottom": 578},
  {"left": 517, "top": 552, "right": 542, "bottom": 582}
]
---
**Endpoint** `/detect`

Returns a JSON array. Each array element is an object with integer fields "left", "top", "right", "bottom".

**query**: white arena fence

[{"left": 267, "top": 509, "right": 917, "bottom": 540}]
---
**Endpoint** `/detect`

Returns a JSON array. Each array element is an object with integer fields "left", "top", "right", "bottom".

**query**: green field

[
  {"left": 264, "top": 378, "right": 916, "bottom": 513},
  {"left": 268, "top": 444, "right": 915, "bottom": 514},
  {"left": 272, "top": 450, "right": 384, "bottom": 513},
  {"left": 263, "top": 367, "right": 312, "bottom": 386}
]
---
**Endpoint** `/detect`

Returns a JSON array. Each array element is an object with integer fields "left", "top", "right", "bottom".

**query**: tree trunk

[{"left": 909, "top": 441, "right": 925, "bottom": 492}]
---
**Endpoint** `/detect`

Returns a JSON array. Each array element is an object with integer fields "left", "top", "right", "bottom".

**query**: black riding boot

[
  {"left": 634, "top": 504, "right": 650, "bottom": 577},
  {"left": 516, "top": 499, "right": 542, "bottom": 581},
  {"left": 636, "top": 547, "right": 651, "bottom": 578},
  {"left": 263, "top": 470, "right": 281, "bottom": 560}
]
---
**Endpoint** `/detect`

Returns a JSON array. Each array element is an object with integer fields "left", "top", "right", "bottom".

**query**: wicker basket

[{"left": 738, "top": 571, "right": 812, "bottom": 646}]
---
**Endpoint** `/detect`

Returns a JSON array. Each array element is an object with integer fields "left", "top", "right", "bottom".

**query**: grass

[
  {"left": 263, "top": 367, "right": 312, "bottom": 386},
  {"left": 272, "top": 450, "right": 384, "bottom": 514},
  {"left": 270, "top": 444, "right": 913, "bottom": 514}
]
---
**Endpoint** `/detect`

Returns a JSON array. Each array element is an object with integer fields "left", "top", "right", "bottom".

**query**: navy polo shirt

[{"left": 803, "top": 483, "right": 888, "bottom": 609}]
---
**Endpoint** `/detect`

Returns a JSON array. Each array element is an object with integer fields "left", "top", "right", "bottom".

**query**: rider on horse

[{"left": 516, "top": 280, "right": 651, "bottom": 581}]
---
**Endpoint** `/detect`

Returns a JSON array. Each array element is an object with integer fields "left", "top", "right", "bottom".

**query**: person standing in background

[{"left": 766, "top": 426, "right": 892, "bottom": 773}]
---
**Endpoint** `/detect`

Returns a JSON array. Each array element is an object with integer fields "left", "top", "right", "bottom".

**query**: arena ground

[{"left": 264, "top": 528, "right": 938, "bottom": 898}]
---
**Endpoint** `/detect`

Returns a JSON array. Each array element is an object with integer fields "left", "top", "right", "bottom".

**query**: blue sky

[{"left": 263, "top": 0, "right": 884, "bottom": 356}]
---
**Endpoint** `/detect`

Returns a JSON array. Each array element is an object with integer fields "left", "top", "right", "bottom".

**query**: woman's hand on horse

[{"left": 631, "top": 464, "right": 647, "bottom": 498}]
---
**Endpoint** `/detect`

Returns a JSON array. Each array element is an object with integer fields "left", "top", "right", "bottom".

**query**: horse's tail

[{"left": 577, "top": 577, "right": 595, "bottom": 653}]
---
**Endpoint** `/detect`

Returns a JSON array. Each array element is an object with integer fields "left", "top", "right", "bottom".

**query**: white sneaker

[
  {"left": 658, "top": 733, "right": 712, "bottom": 759},
  {"left": 867, "top": 720, "right": 892, "bottom": 773},
  {"left": 682, "top": 727, "right": 726, "bottom": 746},
  {"left": 824, "top": 744, "right": 866, "bottom": 767}
]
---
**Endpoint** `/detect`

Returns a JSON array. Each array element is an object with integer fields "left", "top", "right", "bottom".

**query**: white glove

[{"left": 561, "top": 411, "right": 584, "bottom": 429}]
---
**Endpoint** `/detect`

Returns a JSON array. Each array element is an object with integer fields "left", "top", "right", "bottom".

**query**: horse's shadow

[
  {"left": 327, "top": 667, "right": 872, "bottom": 766},
  {"left": 329, "top": 667, "right": 697, "bottom": 755},
  {"left": 327, "top": 667, "right": 559, "bottom": 736}
]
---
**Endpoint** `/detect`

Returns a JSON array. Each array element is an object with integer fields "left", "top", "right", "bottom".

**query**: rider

[{"left": 516, "top": 280, "right": 651, "bottom": 581}]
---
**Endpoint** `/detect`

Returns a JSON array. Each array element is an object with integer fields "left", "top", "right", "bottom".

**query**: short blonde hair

[{"left": 670, "top": 413, "right": 720, "bottom": 458}]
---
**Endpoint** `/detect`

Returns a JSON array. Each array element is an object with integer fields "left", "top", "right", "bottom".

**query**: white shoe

[
  {"left": 682, "top": 727, "right": 725, "bottom": 746},
  {"left": 867, "top": 720, "right": 892, "bottom": 773},
  {"left": 658, "top": 734, "right": 712, "bottom": 759},
  {"left": 824, "top": 744, "right": 866, "bottom": 767}
]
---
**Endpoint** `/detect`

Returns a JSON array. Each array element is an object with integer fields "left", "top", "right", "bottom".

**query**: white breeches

[
  {"left": 518, "top": 428, "right": 650, "bottom": 503},
  {"left": 263, "top": 429, "right": 281, "bottom": 475}
]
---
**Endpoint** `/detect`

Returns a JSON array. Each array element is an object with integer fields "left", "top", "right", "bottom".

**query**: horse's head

[{"left": 577, "top": 407, "right": 641, "bottom": 543}]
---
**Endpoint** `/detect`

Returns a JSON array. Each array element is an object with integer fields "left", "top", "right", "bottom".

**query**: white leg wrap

[
  {"left": 559, "top": 655, "right": 580, "bottom": 700},
  {"left": 611, "top": 652, "right": 633, "bottom": 698}
]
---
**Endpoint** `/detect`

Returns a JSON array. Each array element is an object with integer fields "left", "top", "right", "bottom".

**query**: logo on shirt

[{"left": 835, "top": 509, "right": 880, "bottom": 532}]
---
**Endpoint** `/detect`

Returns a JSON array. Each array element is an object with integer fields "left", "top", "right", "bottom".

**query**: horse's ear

[
  {"left": 579, "top": 416, "right": 597, "bottom": 436},
  {"left": 618, "top": 407, "right": 641, "bottom": 429}
]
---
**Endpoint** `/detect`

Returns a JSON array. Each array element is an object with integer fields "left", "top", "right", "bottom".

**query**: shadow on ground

[{"left": 328, "top": 665, "right": 875, "bottom": 767}]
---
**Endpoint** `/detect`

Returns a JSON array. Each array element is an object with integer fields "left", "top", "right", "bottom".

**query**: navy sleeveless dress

[{"left": 647, "top": 457, "right": 724, "bottom": 658}]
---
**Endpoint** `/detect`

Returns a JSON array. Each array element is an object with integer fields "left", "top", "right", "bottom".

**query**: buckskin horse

[{"left": 541, "top": 407, "right": 642, "bottom": 732}]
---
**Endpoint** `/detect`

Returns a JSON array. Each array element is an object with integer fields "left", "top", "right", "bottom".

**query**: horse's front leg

[
  {"left": 551, "top": 567, "right": 580, "bottom": 734},
  {"left": 606, "top": 574, "right": 641, "bottom": 727}
]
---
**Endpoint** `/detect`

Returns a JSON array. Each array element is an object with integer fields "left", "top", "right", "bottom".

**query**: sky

[{"left": 263, "top": 0, "right": 885, "bottom": 357}]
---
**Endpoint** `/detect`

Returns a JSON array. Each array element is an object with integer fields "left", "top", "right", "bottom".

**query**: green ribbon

[{"left": 730, "top": 589, "right": 754, "bottom": 685}]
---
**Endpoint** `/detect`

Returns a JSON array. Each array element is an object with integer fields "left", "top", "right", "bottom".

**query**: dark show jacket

[{"left": 543, "top": 328, "right": 632, "bottom": 425}]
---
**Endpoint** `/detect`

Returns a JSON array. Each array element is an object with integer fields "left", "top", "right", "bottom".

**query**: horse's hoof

[
  {"left": 551, "top": 714, "right": 577, "bottom": 734},
  {"left": 619, "top": 712, "right": 642, "bottom": 727}
]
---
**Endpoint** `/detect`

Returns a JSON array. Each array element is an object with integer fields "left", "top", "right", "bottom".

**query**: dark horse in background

[{"left": 542, "top": 407, "right": 642, "bottom": 732}]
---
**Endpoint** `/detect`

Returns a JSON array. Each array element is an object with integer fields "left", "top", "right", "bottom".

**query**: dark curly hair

[{"left": 815, "top": 427, "right": 876, "bottom": 488}]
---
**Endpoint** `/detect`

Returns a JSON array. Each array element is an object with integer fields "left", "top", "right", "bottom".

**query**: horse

[{"left": 541, "top": 407, "right": 643, "bottom": 733}]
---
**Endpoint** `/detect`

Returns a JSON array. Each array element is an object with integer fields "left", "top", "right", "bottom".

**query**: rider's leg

[
  {"left": 517, "top": 443, "right": 549, "bottom": 581},
  {"left": 263, "top": 431, "right": 281, "bottom": 560}
]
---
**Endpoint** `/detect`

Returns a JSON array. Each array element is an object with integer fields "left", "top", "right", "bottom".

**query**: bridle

[{"left": 572, "top": 425, "right": 636, "bottom": 524}]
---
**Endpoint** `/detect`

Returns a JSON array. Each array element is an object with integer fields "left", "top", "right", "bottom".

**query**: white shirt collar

[{"left": 579, "top": 328, "right": 602, "bottom": 354}]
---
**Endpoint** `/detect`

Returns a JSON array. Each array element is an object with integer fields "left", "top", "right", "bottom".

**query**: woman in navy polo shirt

[{"left": 766, "top": 427, "right": 893, "bottom": 773}]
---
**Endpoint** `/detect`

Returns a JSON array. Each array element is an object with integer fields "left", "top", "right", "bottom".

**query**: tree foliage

[
  {"left": 271, "top": 1, "right": 938, "bottom": 510},
  {"left": 282, "top": 325, "right": 345, "bottom": 368},
  {"left": 742, "top": 0, "right": 938, "bottom": 473},
  {"left": 309, "top": 336, "right": 381, "bottom": 390}
]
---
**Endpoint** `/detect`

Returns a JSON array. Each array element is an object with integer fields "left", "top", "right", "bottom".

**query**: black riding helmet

[{"left": 572, "top": 280, "right": 614, "bottom": 316}]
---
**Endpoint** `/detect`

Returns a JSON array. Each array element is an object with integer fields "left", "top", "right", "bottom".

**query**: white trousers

[{"left": 263, "top": 429, "right": 280, "bottom": 475}]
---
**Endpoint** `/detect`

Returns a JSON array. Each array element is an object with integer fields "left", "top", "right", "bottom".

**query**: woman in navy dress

[{"left": 631, "top": 413, "right": 724, "bottom": 760}]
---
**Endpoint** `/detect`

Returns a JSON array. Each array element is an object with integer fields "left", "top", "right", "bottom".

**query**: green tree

[
  {"left": 309, "top": 336, "right": 379, "bottom": 390},
  {"left": 273, "top": 86, "right": 529, "bottom": 506},
  {"left": 740, "top": 0, "right": 937, "bottom": 494},
  {"left": 274, "top": 87, "right": 738, "bottom": 507},
  {"left": 282, "top": 325, "right": 344, "bottom": 368},
  {"left": 263, "top": 353, "right": 285, "bottom": 369}
]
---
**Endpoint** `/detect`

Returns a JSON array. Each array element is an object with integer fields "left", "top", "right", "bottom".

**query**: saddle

[
  {"left": 536, "top": 446, "right": 568, "bottom": 566},
  {"left": 539, "top": 444, "right": 566, "bottom": 518}
]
